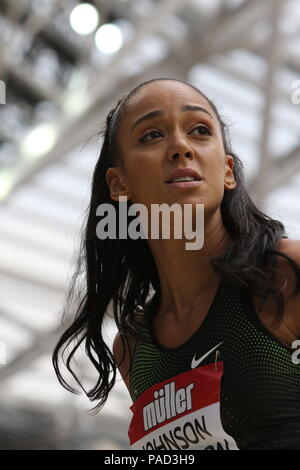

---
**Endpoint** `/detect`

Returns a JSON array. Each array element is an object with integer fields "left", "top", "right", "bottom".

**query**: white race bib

[{"left": 128, "top": 361, "right": 239, "bottom": 450}]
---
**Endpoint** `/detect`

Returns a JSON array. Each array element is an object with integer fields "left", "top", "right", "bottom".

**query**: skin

[{"left": 106, "top": 80, "right": 236, "bottom": 325}]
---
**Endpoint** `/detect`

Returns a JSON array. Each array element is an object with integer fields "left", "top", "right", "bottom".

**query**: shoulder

[
  {"left": 113, "top": 332, "right": 136, "bottom": 392},
  {"left": 275, "top": 238, "right": 300, "bottom": 289},
  {"left": 275, "top": 238, "right": 300, "bottom": 335},
  {"left": 275, "top": 238, "right": 300, "bottom": 293},
  {"left": 112, "top": 310, "right": 144, "bottom": 393},
  {"left": 277, "top": 238, "right": 300, "bottom": 263}
]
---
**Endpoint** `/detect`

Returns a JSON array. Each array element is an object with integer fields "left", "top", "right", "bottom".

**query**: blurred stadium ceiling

[{"left": 0, "top": 0, "right": 300, "bottom": 449}]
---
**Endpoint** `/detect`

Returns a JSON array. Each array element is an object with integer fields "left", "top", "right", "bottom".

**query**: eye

[
  {"left": 138, "top": 124, "right": 212, "bottom": 143},
  {"left": 139, "top": 130, "right": 163, "bottom": 143},
  {"left": 190, "top": 125, "right": 212, "bottom": 136}
]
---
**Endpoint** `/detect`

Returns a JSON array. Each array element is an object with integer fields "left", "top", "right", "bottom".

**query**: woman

[{"left": 53, "top": 77, "right": 300, "bottom": 450}]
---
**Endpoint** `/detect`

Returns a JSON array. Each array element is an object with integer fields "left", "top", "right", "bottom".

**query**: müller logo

[{"left": 143, "top": 381, "right": 194, "bottom": 431}]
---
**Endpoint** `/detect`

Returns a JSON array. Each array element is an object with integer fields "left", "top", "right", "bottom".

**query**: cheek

[
  {"left": 205, "top": 157, "right": 226, "bottom": 200},
  {"left": 127, "top": 153, "right": 160, "bottom": 183},
  {"left": 206, "top": 148, "right": 226, "bottom": 177},
  {"left": 206, "top": 159, "right": 224, "bottom": 179},
  {"left": 125, "top": 163, "right": 159, "bottom": 203}
]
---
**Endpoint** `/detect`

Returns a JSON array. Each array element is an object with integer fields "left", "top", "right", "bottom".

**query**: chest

[{"left": 153, "top": 293, "right": 298, "bottom": 350}]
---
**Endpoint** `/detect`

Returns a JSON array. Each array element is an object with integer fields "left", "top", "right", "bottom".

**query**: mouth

[
  {"left": 166, "top": 175, "right": 201, "bottom": 183},
  {"left": 165, "top": 168, "right": 202, "bottom": 185},
  {"left": 165, "top": 179, "right": 203, "bottom": 189}
]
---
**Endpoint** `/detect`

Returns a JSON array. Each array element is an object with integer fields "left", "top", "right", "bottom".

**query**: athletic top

[{"left": 127, "top": 278, "right": 300, "bottom": 450}]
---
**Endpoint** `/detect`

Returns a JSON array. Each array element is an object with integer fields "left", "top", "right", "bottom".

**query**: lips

[{"left": 165, "top": 168, "right": 202, "bottom": 184}]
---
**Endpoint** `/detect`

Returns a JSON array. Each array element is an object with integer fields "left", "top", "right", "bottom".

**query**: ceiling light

[
  {"left": 70, "top": 3, "right": 99, "bottom": 36},
  {"left": 95, "top": 23, "right": 123, "bottom": 54}
]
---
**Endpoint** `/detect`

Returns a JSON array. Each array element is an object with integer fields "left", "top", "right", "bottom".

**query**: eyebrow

[{"left": 131, "top": 105, "right": 215, "bottom": 132}]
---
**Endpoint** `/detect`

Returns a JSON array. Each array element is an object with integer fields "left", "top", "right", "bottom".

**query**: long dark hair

[{"left": 52, "top": 77, "right": 300, "bottom": 413}]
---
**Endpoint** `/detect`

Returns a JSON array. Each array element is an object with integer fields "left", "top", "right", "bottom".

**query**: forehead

[{"left": 124, "top": 80, "right": 217, "bottom": 122}]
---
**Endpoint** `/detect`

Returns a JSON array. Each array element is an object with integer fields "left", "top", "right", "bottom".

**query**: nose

[
  {"left": 167, "top": 131, "right": 194, "bottom": 161},
  {"left": 170, "top": 150, "right": 192, "bottom": 160}
]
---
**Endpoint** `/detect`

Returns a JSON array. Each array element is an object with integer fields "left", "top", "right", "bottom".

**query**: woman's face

[{"left": 106, "top": 80, "right": 236, "bottom": 216}]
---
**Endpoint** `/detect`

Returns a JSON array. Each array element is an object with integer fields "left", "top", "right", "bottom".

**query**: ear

[
  {"left": 224, "top": 154, "right": 236, "bottom": 191},
  {"left": 106, "top": 167, "right": 132, "bottom": 201}
]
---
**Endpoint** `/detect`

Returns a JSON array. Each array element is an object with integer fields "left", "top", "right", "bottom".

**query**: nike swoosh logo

[{"left": 191, "top": 341, "right": 223, "bottom": 369}]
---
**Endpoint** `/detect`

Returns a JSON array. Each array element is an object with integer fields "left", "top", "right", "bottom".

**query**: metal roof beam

[
  {"left": 249, "top": 143, "right": 300, "bottom": 197},
  {"left": 254, "top": 0, "right": 283, "bottom": 206}
]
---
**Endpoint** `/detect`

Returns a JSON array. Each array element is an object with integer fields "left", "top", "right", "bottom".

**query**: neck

[{"left": 147, "top": 210, "right": 232, "bottom": 320}]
